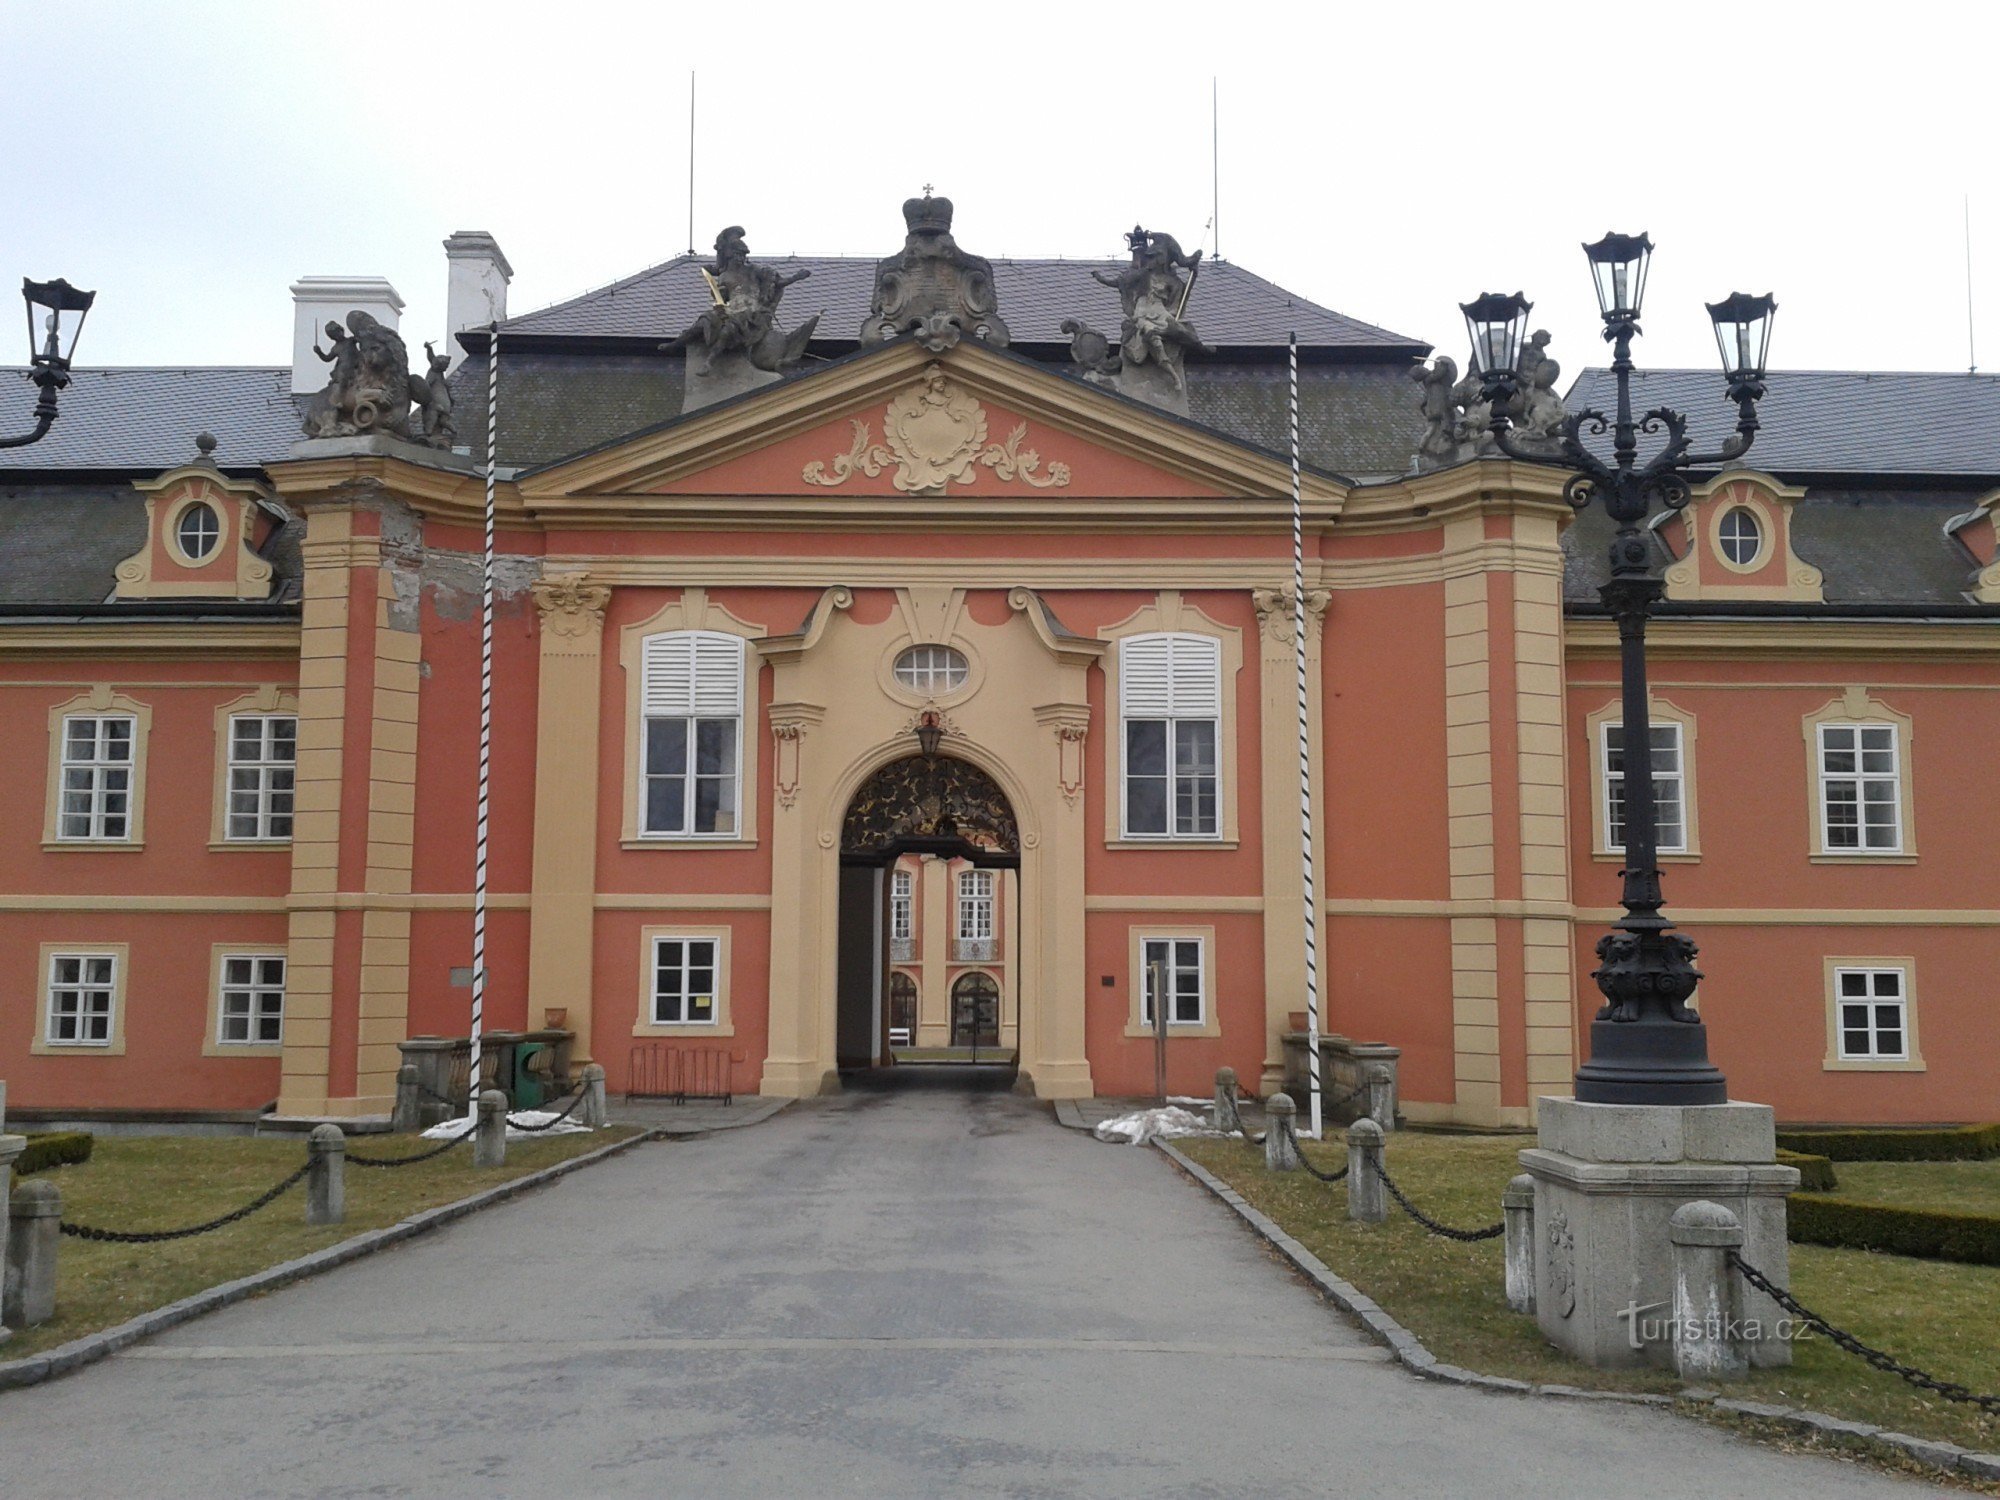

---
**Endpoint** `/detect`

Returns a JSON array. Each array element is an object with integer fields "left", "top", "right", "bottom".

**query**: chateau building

[{"left": 3, "top": 203, "right": 1996, "bottom": 1128}]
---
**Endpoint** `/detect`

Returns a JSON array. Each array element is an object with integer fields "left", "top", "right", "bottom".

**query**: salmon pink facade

[{"left": 4, "top": 238, "right": 1997, "bottom": 1131}]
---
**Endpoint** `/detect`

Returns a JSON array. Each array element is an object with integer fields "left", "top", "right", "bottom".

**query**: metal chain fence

[
  {"left": 345, "top": 1126, "right": 479, "bottom": 1169},
  {"left": 1729, "top": 1251, "right": 2000, "bottom": 1413},
  {"left": 505, "top": 1082, "right": 591, "bottom": 1133},
  {"left": 1372, "top": 1157, "right": 1505, "bottom": 1242},
  {"left": 59, "top": 1161, "right": 313, "bottom": 1244}
]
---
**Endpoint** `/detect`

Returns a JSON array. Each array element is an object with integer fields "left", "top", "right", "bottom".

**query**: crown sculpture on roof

[
  {"left": 300, "top": 314, "right": 456, "bottom": 449},
  {"left": 861, "top": 191, "right": 1010, "bottom": 353},
  {"left": 665, "top": 226, "right": 822, "bottom": 412},
  {"left": 1062, "top": 225, "right": 1214, "bottom": 416},
  {"left": 1411, "top": 328, "right": 1566, "bottom": 472}
]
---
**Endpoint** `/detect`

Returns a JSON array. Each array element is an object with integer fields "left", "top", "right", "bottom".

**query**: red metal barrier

[{"left": 626, "top": 1042, "right": 734, "bottom": 1104}]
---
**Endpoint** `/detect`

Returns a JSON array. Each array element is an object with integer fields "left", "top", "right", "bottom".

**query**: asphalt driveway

[{"left": 0, "top": 1071, "right": 1923, "bottom": 1497}]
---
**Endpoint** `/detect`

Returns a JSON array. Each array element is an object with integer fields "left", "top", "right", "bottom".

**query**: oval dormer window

[
  {"left": 894, "top": 644, "right": 969, "bottom": 695},
  {"left": 176, "top": 501, "right": 221, "bottom": 563},
  {"left": 1717, "top": 506, "right": 1763, "bottom": 567}
]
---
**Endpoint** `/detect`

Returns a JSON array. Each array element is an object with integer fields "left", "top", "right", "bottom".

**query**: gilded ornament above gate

[{"left": 802, "top": 365, "right": 1071, "bottom": 494}]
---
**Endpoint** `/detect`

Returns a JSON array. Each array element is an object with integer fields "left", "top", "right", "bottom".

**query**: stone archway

[
  {"left": 834, "top": 754, "right": 1020, "bottom": 1070},
  {"left": 841, "top": 754, "right": 1020, "bottom": 861}
]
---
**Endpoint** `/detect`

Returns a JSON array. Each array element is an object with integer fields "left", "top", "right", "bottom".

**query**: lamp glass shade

[
  {"left": 1582, "top": 232, "right": 1654, "bottom": 319},
  {"left": 1459, "top": 291, "right": 1533, "bottom": 377},
  {"left": 915, "top": 717, "right": 943, "bottom": 759},
  {"left": 1706, "top": 292, "right": 1778, "bottom": 379},
  {"left": 22, "top": 278, "right": 96, "bottom": 368}
]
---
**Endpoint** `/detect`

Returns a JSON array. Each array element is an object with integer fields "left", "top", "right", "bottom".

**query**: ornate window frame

[
  {"left": 32, "top": 942, "right": 130, "bottom": 1055},
  {"left": 1583, "top": 696, "right": 1700, "bottom": 861},
  {"left": 44, "top": 686, "right": 152, "bottom": 850},
  {"left": 204, "top": 944, "right": 288, "bottom": 1057},
  {"left": 1822, "top": 956, "right": 1924, "bottom": 1073},
  {"left": 618, "top": 589, "right": 765, "bottom": 849},
  {"left": 634, "top": 924, "right": 733, "bottom": 1037},
  {"left": 1098, "top": 593, "right": 1242, "bottom": 848},
  {"left": 1659, "top": 471, "right": 1823, "bottom": 602},
  {"left": 1124, "top": 925, "right": 1221, "bottom": 1039},
  {"left": 210, "top": 685, "right": 299, "bottom": 848},
  {"left": 1802, "top": 688, "right": 1916, "bottom": 863}
]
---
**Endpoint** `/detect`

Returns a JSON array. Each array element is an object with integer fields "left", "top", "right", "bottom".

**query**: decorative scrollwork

[
  {"left": 802, "top": 420, "right": 893, "bottom": 488},
  {"left": 802, "top": 366, "right": 1074, "bottom": 494},
  {"left": 980, "top": 423, "right": 1070, "bottom": 488},
  {"left": 1561, "top": 472, "right": 1598, "bottom": 512},
  {"left": 841, "top": 755, "right": 1019, "bottom": 858}
]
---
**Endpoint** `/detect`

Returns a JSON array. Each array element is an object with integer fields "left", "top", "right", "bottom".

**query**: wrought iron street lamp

[
  {"left": 1466, "top": 233, "right": 1775, "bottom": 1106},
  {"left": 4, "top": 277, "right": 96, "bottom": 450}
]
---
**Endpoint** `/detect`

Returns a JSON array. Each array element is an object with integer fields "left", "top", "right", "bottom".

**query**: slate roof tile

[
  {"left": 0, "top": 367, "right": 300, "bottom": 473},
  {"left": 498, "top": 254, "right": 1427, "bottom": 352}
]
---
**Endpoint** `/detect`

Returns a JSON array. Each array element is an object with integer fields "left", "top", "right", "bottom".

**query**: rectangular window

[
  {"left": 1602, "top": 722, "right": 1686, "bottom": 854},
  {"left": 1120, "top": 634, "right": 1221, "bottom": 838},
  {"left": 957, "top": 869, "right": 994, "bottom": 941},
  {"left": 1819, "top": 724, "right": 1901, "bottom": 852},
  {"left": 218, "top": 954, "right": 286, "bottom": 1045},
  {"left": 652, "top": 937, "right": 720, "bottom": 1025},
  {"left": 46, "top": 952, "right": 117, "bottom": 1046},
  {"left": 226, "top": 714, "right": 297, "bottom": 841},
  {"left": 58, "top": 715, "right": 135, "bottom": 841},
  {"left": 890, "top": 870, "right": 913, "bottom": 943},
  {"left": 1834, "top": 967, "right": 1907, "bottom": 1061},
  {"left": 1139, "top": 937, "right": 1204, "bottom": 1026},
  {"left": 641, "top": 632, "right": 744, "bottom": 838}
]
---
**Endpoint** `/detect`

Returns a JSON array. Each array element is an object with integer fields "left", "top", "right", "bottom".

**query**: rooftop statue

[
  {"left": 860, "top": 192, "right": 1010, "bottom": 352},
  {"left": 665, "top": 226, "right": 823, "bottom": 411},
  {"left": 411, "top": 341, "right": 456, "bottom": 449},
  {"left": 1085, "top": 226, "right": 1214, "bottom": 415},
  {"left": 301, "top": 311, "right": 417, "bottom": 441},
  {"left": 1410, "top": 328, "right": 1565, "bottom": 471}
]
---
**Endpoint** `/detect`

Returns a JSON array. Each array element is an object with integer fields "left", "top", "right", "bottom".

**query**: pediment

[{"left": 517, "top": 340, "right": 1336, "bottom": 513}]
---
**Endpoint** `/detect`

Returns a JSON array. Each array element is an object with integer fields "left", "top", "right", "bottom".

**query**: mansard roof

[
  {"left": 0, "top": 367, "right": 299, "bottom": 476},
  {"left": 1566, "top": 368, "right": 2000, "bottom": 480},
  {"left": 490, "top": 254, "right": 1428, "bottom": 357}
]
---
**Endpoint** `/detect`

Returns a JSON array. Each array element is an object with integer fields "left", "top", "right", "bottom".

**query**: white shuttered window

[
  {"left": 1119, "top": 633, "right": 1221, "bottom": 838},
  {"left": 641, "top": 632, "right": 745, "bottom": 838}
]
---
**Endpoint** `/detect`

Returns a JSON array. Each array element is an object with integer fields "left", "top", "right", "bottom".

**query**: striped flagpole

[
  {"left": 469, "top": 324, "right": 498, "bottom": 1116},
  {"left": 1289, "top": 334, "right": 1324, "bottom": 1140}
]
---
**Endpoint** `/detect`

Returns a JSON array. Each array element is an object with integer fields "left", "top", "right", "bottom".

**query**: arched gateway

[{"left": 834, "top": 755, "right": 1019, "bottom": 1071}]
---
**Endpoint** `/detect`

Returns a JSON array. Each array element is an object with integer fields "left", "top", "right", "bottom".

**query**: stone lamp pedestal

[{"left": 1518, "top": 1097, "right": 1799, "bottom": 1370}]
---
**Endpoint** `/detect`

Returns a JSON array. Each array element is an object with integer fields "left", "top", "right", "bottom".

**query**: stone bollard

[
  {"left": 1263, "top": 1093, "right": 1301, "bottom": 1172},
  {"left": 5, "top": 1178, "right": 60, "bottom": 1328},
  {"left": 474, "top": 1088, "right": 509, "bottom": 1168},
  {"left": 1213, "top": 1067, "right": 1243, "bottom": 1135},
  {"left": 306, "top": 1124, "right": 346, "bottom": 1226},
  {"left": 391, "top": 1064, "right": 421, "bottom": 1134},
  {"left": 580, "top": 1063, "right": 608, "bottom": 1130},
  {"left": 1346, "top": 1117, "right": 1386, "bottom": 1223},
  {"left": 1503, "top": 1174, "right": 1537, "bottom": 1313},
  {"left": 1670, "top": 1200, "right": 1749, "bottom": 1380},
  {"left": 1362, "top": 1064, "right": 1395, "bottom": 1132}
]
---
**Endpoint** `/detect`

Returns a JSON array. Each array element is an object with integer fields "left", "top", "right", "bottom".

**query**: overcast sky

[{"left": 6, "top": 1, "right": 1995, "bottom": 383}]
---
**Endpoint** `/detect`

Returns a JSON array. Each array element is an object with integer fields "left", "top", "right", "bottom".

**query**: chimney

[
  {"left": 443, "top": 231, "right": 513, "bottom": 372},
  {"left": 290, "top": 276, "right": 405, "bottom": 395}
]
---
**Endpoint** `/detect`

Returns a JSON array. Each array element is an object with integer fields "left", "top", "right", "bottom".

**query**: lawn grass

[
  {"left": 1826, "top": 1160, "right": 2000, "bottom": 1217},
  {"left": 1176, "top": 1132, "right": 2000, "bottom": 1456},
  {"left": 5, "top": 1126, "right": 641, "bottom": 1360}
]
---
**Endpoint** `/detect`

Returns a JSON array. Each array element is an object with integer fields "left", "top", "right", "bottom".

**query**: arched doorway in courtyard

[{"left": 835, "top": 753, "right": 1020, "bottom": 1077}]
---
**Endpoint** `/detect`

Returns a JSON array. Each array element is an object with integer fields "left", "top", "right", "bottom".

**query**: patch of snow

[
  {"left": 420, "top": 1110, "right": 595, "bottom": 1141},
  {"left": 1092, "top": 1105, "right": 1223, "bottom": 1146}
]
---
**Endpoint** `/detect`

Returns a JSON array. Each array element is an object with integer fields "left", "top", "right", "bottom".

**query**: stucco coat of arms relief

[{"left": 802, "top": 364, "right": 1072, "bottom": 493}]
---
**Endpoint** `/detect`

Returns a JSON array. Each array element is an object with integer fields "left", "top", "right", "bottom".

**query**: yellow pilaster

[{"left": 526, "top": 574, "right": 613, "bottom": 1064}]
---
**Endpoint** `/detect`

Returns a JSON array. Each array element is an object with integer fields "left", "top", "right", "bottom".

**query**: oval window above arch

[{"left": 893, "top": 644, "right": 969, "bottom": 695}]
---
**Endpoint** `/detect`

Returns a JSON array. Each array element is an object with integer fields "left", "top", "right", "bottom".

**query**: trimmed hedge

[
  {"left": 17, "top": 1131, "right": 94, "bottom": 1175},
  {"left": 1788, "top": 1193, "right": 2000, "bottom": 1266},
  {"left": 1777, "top": 1148, "right": 1838, "bottom": 1193},
  {"left": 1777, "top": 1123, "right": 2000, "bottom": 1162}
]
